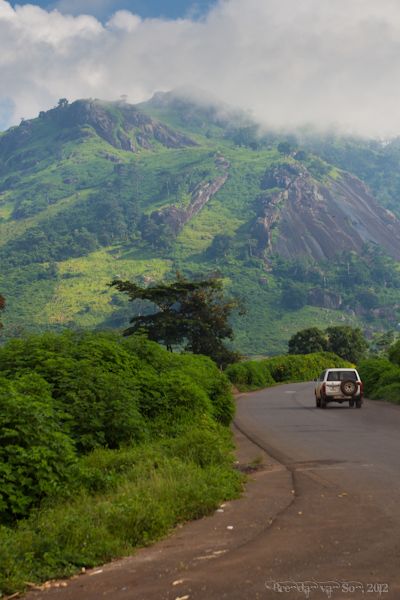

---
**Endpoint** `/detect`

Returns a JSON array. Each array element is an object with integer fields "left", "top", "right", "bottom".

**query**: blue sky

[{"left": 10, "top": 0, "right": 216, "bottom": 20}]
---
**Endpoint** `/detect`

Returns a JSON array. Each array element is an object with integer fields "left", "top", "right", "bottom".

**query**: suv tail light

[
  {"left": 359, "top": 381, "right": 364, "bottom": 394},
  {"left": 321, "top": 383, "right": 326, "bottom": 395}
]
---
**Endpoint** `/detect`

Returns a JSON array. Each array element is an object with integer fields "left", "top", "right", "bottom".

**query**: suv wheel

[
  {"left": 355, "top": 398, "right": 363, "bottom": 409},
  {"left": 320, "top": 395, "right": 327, "bottom": 409},
  {"left": 349, "top": 399, "right": 355, "bottom": 408}
]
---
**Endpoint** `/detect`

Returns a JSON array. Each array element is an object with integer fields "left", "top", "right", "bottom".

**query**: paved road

[
  {"left": 236, "top": 382, "right": 400, "bottom": 518},
  {"left": 235, "top": 383, "right": 400, "bottom": 598},
  {"left": 25, "top": 383, "right": 400, "bottom": 600}
]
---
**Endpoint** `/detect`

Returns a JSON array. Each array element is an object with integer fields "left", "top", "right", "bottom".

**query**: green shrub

[
  {"left": 0, "top": 429, "right": 242, "bottom": 596},
  {"left": 138, "top": 370, "right": 212, "bottom": 436},
  {"left": 176, "top": 354, "right": 234, "bottom": 425},
  {"left": 357, "top": 358, "right": 398, "bottom": 397},
  {"left": 226, "top": 352, "right": 352, "bottom": 391},
  {"left": 55, "top": 365, "right": 147, "bottom": 452},
  {"left": 225, "top": 361, "right": 275, "bottom": 391},
  {"left": 373, "top": 383, "right": 400, "bottom": 404},
  {"left": 388, "top": 340, "right": 400, "bottom": 366},
  {"left": 0, "top": 374, "right": 76, "bottom": 521}
]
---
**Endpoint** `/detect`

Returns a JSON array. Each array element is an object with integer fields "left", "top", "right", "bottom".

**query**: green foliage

[
  {"left": 225, "top": 360, "right": 275, "bottom": 390},
  {"left": 325, "top": 325, "right": 368, "bottom": 363},
  {"left": 0, "top": 427, "right": 242, "bottom": 596},
  {"left": 0, "top": 332, "right": 146, "bottom": 453},
  {"left": 0, "top": 331, "right": 236, "bottom": 526},
  {"left": 226, "top": 352, "right": 351, "bottom": 391},
  {"left": 206, "top": 233, "right": 233, "bottom": 259},
  {"left": 288, "top": 325, "right": 368, "bottom": 363},
  {"left": 0, "top": 374, "right": 76, "bottom": 521},
  {"left": 372, "top": 383, "right": 400, "bottom": 404},
  {"left": 111, "top": 274, "right": 242, "bottom": 367},
  {"left": 281, "top": 282, "right": 308, "bottom": 310},
  {"left": 388, "top": 339, "right": 400, "bottom": 366},
  {"left": 0, "top": 294, "right": 4, "bottom": 331},
  {"left": 288, "top": 327, "right": 327, "bottom": 354},
  {"left": 358, "top": 357, "right": 400, "bottom": 404}
]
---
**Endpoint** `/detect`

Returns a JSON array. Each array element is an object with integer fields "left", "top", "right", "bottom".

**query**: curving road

[
  {"left": 235, "top": 383, "right": 400, "bottom": 598},
  {"left": 25, "top": 383, "right": 400, "bottom": 600}
]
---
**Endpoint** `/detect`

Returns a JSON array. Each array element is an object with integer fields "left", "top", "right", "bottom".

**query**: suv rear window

[{"left": 327, "top": 371, "right": 357, "bottom": 382}]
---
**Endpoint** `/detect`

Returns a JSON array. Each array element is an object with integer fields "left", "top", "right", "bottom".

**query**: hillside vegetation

[{"left": 1, "top": 93, "right": 400, "bottom": 352}]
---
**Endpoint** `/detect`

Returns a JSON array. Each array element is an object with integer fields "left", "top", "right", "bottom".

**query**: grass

[
  {"left": 39, "top": 248, "right": 173, "bottom": 328},
  {"left": 0, "top": 427, "right": 243, "bottom": 596}
]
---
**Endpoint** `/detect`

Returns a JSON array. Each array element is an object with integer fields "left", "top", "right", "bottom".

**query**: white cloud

[{"left": 2, "top": 0, "right": 400, "bottom": 135}]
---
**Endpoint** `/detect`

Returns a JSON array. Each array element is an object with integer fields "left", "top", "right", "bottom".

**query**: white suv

[{"left": 315, "top": 368, "right": 363, "bottom": 409}]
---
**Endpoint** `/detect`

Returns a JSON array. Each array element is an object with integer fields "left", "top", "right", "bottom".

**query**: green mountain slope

[{"left": 1, "top": 94, "right": 400, "bottom": 353}]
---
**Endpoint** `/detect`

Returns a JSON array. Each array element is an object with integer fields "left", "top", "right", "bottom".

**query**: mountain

[{"left": 1, "top": 93, "right": 400, "bottom": 354}]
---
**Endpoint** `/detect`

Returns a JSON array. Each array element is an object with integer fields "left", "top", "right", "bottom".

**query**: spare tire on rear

[{"left": 341, "top": 380, "right": 357, "bottom": 396}]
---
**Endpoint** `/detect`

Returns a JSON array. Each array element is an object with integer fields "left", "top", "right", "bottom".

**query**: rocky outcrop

[
  {"left": 253, "top": 163, "right": 400, "bottom": 261},
  {"left": 0, "top": 99, "right": 197, "bottom": 167},
  {"left": 143, "top": 154, "right": 230, "bottom": 239},
  {"left": 308, "top": 288, "right": 343, "bottom": 310}
]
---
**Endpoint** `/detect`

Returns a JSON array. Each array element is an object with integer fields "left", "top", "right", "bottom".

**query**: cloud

[{"left": 2, "top": 0, "right": 400, "bottom": 135}]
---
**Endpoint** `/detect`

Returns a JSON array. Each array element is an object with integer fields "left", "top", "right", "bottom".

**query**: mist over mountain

[
  {"left": 1, "top": 92, "right": 400, "bottom": 353},
  {"left": 3, "top": 0, "right": 400, "bottom": 136}
]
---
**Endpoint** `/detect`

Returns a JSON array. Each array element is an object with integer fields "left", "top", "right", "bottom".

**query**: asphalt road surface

[{"left": 25, "top": 383, "right": 400, "bottom": 600}]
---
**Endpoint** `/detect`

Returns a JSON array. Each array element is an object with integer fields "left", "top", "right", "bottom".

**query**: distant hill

[{"left": 1, "top": 93, "right": 400, "bottom": 353}]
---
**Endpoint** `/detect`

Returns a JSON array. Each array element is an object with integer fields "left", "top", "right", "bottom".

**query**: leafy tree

[
  {"left": 0, "top": 373, "right": 76, "bottom": 521},
  {"left": 57, "top": 98, "right": 69, "bottom": 108},
  {"left": 326, "top": 326, "right": 368, "bottom": 363},
  {"left": 355, "top": 289, "right": 379, "bottom": 309},
  {"left": 288, "top": 327, "right": 327, "bottom": 354},
  {"left": 388, "top": 339, "right": 400, "bottom": 366},
  {"left": 277, "top": 141, "right": 293, "bottom": 155},
  {"left": 110, "top": 274, "right": 242, "bottom": 367},
  {"left": 206, "top": 234, "right": 232, "bottom": 259},
  {"left": 281, "top": 282, "right": 308, "bottom": 310},
  {"left": 0, "top": 295, "right": 4, "bottom": 332}
]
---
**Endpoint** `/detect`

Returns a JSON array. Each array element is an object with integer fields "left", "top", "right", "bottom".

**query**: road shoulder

[{"left": 21, "top": 422, "right": 294, "bottom": 600}]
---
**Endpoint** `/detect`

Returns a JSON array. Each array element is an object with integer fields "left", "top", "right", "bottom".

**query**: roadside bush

[
  {"left": 372, "top": 383, "right": 400, "bottom": 404},
  {"left": 0, "top": 374, "right": 76, "bottom": 521},
  {"left": 388, "top": 340, "right": 400, "bottom": 366},
  {"left": 226, "top": 352, "right": 352, "bottom": 391},
  {"left": 138, "top": 370, "right": 212, "bottom": 436},
  {"left": 0, "top": 429, "right": 243, "bottom": 596},
  {"left": 352, "top": 357, "right": 400, "bottom": 404},
  {"left": 177, "top": 354, "right": 235, "bottom": 425},
  {"left": 123, "top": 337, "right": 235, "bottom": 426},
  {"left": 357, "top": 358, "right": 400, "bottom": 398},
  {"left": 225, "top": 361, "right": 275, "bottom": 390},
  {"left": 56, "top": 365, "right": 147, "bottom": 452}
]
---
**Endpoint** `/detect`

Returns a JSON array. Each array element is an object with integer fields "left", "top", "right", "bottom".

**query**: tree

[
  {"left": 206, "top": 234, "right": 232, "bottom": 259},
  {"left": 0, "top": 295, "right": 4, "bottom": 332},
  {"left": 57, "top": 98, "right": 69, "bottom": 108},
  {"left": 288, "top": 327, "right": 327, "bottom": 355},
  {"left": 326, "top": 326, "right": 368, "bottom": 363},
  {"left": 110, "top": 274, "right": 242, "bottom": 367},
  {"left": 281, "top": 282, "right": 308, "bottom": 310},
  {"left": 277, "top": 141, "right": 293, "bottom": 155}
]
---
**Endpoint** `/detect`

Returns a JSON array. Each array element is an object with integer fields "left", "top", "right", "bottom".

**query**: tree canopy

[
  {"left": 0, "top": 295, "right": 5, "bottom": 331},
  {"left": 288, "top": 325, "right": 368, "bottom": 363},
  {"left": 110, "top": 274, "right": 242, "bottom": 367},
  {"left": 288, "top": 327, "right": 328, "bottom": 355}
]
